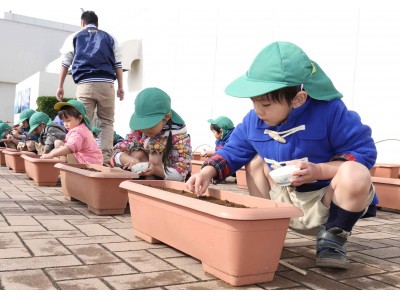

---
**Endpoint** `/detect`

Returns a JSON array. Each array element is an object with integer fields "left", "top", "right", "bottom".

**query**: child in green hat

[
  {"left": 0, "top": 122, "right": 13, "bottom": 147},
  {"left": 29, "top": 111, "right": 66, "bottom": 155},
  {"left": 111, "top": 87, "right": 192, "bottom": 181},
  {"left": 3, "top": 108, "right": 39, "bottom": 151},
  {"left": 40, "top": 100, "right": 103, "bottom": 165},
  {"left": 201, "top": 116, "right": 235, "bottom": 158},
  {"left": 186, "top": 41, "right": 377, "bottom": 270}
]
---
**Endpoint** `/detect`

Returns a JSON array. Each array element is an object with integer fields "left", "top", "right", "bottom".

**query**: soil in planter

[
  {"left": 81, "top": 168, "right": 101, "bottom": 172},
  {"left": 150, "top": 186, "right": 249, "bottom": 208}
]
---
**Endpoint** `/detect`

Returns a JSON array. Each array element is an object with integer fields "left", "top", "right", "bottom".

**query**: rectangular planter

[
  {"left": 372, "top": 176, "right": 400, "bottom": 211},
  {"left": 21, "top": 154, "right": 66, "bottom": 186},
  {"left": 190, "top": 159, "right": 203, "bottom": 174},
  {"left": 119, "top": 180, "right": 303, "bottom": 286},
  {"left": 192, "top": 152, "right": 207, "bottom": 161},
  {"left": 370, "top": 163, "right": 400, "bottom": 179},
  {"left": 235, "top": 167, "right": 247, "bottom": 189},
  {"left": 0, "top": 147, "right": 7, "bottom": 166},
  {"left": 54, "top": 163, "right": 138, "bottom": 215},
  {"left": 3, "top": 149, "right": 35, "bottom": 173}
]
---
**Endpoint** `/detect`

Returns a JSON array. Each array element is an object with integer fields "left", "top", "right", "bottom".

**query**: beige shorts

[{"left": 269, "top": 184, "right": 375, "bottom": 235}]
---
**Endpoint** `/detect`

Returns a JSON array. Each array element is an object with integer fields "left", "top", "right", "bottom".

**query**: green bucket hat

[
  {"left": 28, "top": 112, "right": 52, "bottom": 134},
  {"left": 18, "top": 108, "right": 36, "bottom": 124},
  {"left": 54, "top": 99, "right": 92, "bottom": 131},
  {"left": 225, "top": 41, "right": 342, "bottom": 101},
  {"left": 208, "top": 116, "right": 234, "bottom": 138},
  {"left": 0, "top": 122, "right": 12, "bottom": 139},
  {"left": 130, "top": 87, "right": 185, "bottom": 130}
]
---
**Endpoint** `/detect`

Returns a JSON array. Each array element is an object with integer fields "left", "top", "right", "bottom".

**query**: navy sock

[{"left": 325, "top": 202, "right": 365, "bottom": 232}]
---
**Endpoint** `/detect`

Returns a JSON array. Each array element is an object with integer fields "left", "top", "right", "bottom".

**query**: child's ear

[{"left": 292, "top": 91, "right": 308, "bottom": 108}]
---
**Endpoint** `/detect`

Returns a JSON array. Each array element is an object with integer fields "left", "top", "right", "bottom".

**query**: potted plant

[
  {"left": 3, "top": 149, "right": 35, "bottom": 173},
  {"left": 21, "top": 154, "right": 66, "bottom": 186},
  {"left": 119, "top": 180, "right": 303, "bottom": 286},
  {"left": 54, "top": 163, "right": 138, "bottom": 215}
]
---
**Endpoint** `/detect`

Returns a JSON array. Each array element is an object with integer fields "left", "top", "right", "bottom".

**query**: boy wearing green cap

[
  {"left": 111, "top": 87, "right": 192, "bottom": 181},
  {"left": 40, "top": 100, "right": 103, "bottom": 164},
  {"left": 201, "top": 116, "right": 235, "bottom": 158},
  {"left": 186, "top": 41, "right": 377, "bottom": 270},
  {"left": 29, "top": 112, "right": 66, "bottom": 154},
  {"left": 3, "top": 108, "right": 39, "bottom": 151}
]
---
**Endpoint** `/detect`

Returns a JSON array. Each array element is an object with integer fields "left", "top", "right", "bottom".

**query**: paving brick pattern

[{"left": 1, "top": 166, "right": 400, "bottom": 290}]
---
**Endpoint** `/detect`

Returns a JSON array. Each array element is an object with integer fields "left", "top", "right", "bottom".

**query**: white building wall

[
  {"left": 0, "top": 13, "right": 79, "bottom": 122},
  {"left": 112, "top": 7, "right": 400, "bottom": 163}
]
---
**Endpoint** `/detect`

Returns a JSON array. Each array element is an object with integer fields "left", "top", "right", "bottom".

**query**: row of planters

[
  {"left": 370, "top": 163, "right": 400, "bottom": 211},
  {"left": 0, "top": 146, "right": 302, "bottom": 286}
]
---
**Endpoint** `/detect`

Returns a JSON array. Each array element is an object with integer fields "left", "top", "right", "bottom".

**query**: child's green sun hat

[
  {"left": 54, "top": 99, "right": 92, "bottom": 131},
  {"left": 0, "top": 122, "right": 12, "bottom": 139},
  {"left": 28, "top": 112, "right": 53, "bottom": 134},
  {"left": 130, "top": 87, "right": 184, "bottom": 130},
  {"left": 18, "top": 108, "right": 36, "bottom": 124},
  {"left": 225, "top": 41, "right": 342, "bottom": 101},
  {"left": 208, "top": 116, "right": 234, "bottom": 138}
]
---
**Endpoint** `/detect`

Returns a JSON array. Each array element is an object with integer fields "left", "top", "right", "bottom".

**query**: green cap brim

[
  {"left": 130, "top": 109, "right": 184, "bottom": 130},
  {"left": 225, "top": 74, "right": 292, "bottom": 98}
]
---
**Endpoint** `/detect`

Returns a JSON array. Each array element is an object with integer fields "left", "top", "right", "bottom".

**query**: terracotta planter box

[
  {"left": 190, "top": 159, "right": 203, "bottom": 174},
  {"left": 54, "top": 163, "right": 138, "bottom": 215},
  {"left": 372, "top": 176, "right": 400, "bottom": 211},
  {"left": 192, "top": 152, "right": 207, "bottom": 161},
  {"left": 0, "top": 147, "right": 7, "bottom": 166},
  {"left": 370, "top": 163, "right": 400, "bottom": 179},
  {"left": 3, "top": 149, "right": 35, "bottom": 173},
  {"left": 21, "top": 154, "right": 66, "bottom": 186},
  {"left": 235, "top": 167, "right": 247, "bottom": 189},
  {"left": 120, "top": 180, "right": 303, "bottom": 286}
]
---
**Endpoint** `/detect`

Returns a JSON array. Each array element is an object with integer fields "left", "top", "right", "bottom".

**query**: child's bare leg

[
  {"left": 245, "top": 154, "right": 272, "bottom": 198},
  {"left": 4, "top": 140, "right": 17, "bottom": 149}
]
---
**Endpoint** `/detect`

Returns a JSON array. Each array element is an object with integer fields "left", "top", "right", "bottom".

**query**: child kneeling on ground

[
  {"left": 110, "top": 87, "right": 192, "bottom": 181},
  {"left": 40, "top": 100, "right": 103, "bottom": 165}
]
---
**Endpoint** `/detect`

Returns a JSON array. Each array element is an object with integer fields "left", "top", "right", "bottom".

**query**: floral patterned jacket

[{"left": 113, "top": 126, "right": 192, "bottom": 179}]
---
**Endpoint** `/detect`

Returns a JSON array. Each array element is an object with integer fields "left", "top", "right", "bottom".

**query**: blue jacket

[
  {"left": 216, "top": 98, "right": 378, "bottom": 204},
  {"left": 60, "top": 25, "right": 122, "bottom": 84}
]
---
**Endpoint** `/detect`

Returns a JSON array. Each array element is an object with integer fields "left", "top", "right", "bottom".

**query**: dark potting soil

[{"left": 152, "top": 186, "right": 249, "bottom": 208}]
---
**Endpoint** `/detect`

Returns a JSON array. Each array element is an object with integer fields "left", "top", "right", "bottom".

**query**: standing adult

[{"left": 56, "top": 10, "right": 124, "bottom": 165}]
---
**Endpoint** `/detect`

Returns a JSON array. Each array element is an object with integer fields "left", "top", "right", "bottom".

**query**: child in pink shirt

[{"left": 40, "top": 100, "right": 103, "bottom": 164}]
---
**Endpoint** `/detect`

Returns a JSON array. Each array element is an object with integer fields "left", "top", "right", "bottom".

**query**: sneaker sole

[{"left": 316, "top": 258, "right": 350, "bottom": 269}]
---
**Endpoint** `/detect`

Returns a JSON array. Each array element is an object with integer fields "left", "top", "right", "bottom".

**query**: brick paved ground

[{"left": 1, "top": 165, "right": 400, "bottom": 291}]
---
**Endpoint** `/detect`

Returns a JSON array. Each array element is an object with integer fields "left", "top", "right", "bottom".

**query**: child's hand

[
  {"left": 288, "top": 161, "right": 321, "bottom": 186},
  {"left": 40, "top": 153, "right": 54, "bottom": 159}
]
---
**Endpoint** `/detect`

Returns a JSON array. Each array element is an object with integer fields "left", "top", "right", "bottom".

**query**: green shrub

[{"left": 36, "top": 96, "right": 73, "bottom": 119}]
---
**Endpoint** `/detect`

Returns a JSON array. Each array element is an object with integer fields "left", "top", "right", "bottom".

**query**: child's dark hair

[
  {"left": 210, "top": 124, "right": 222, "bottom": 133},
  {"left": 81, "top": 11, "right": 98, "bottom": 27},
  {"left": 162, "top": 119, "right": 173, "bottom": 173},
  {"left": 263, "top": 85, "right": 302, "bottom": 106},
  {"left": 58, "top": 106, "right": 82, "bottom": 122}
]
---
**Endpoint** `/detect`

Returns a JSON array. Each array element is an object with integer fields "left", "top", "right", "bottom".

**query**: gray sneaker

[{"left": 316, "top": 225, "right": 350, "bottom": 269}]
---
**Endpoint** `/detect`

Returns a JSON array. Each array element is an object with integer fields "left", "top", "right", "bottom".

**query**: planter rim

[
  {"left": 21, "top": 154, "right": 66, "bottom": 163},
  {"left": 54, "top": 163, "right": 138, "bottom": 179},
  {"left": 3, "top": 149, "right": 32, "bottom": 155},
  {"left": 372, "top": 176, "right": 400, "bottom": 184},
  {"left": 120, "top": 180, "right": 303, "bottom": 220}
]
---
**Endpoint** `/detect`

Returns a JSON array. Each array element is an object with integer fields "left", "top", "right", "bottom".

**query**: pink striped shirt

[{"left": 65, "top": 123, "right": 103, "bottom": 164}]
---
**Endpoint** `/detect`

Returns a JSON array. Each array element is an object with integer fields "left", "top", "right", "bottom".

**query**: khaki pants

[{"left": 77, "top": 82, "right": 115, "bottom": 164}]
